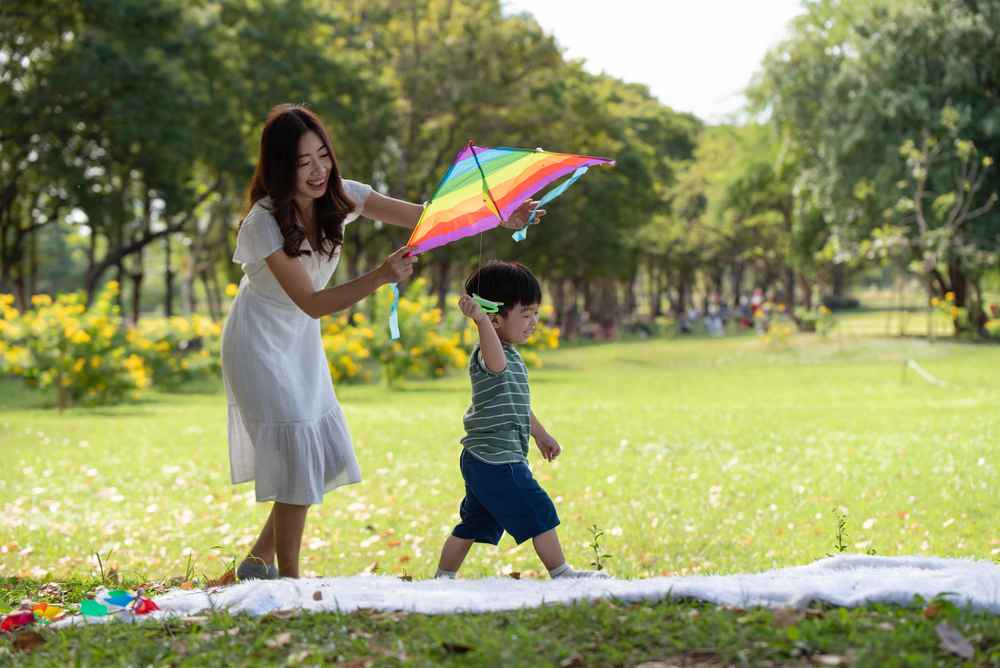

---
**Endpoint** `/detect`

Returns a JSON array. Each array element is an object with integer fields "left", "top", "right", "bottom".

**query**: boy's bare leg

[
  {"left": 273, "top": 502, "right": 310, "bottom": 578},
  {"left": 437, "top": 535, "right": 474, "bottom": 576},
  {"left": 531, "top": 529, "right": 566, "bottom": 571},
  {"left": 533, "top": 529, "right": 610, "bottom": 579}
]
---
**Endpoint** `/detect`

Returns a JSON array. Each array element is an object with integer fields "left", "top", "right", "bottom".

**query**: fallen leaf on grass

[
  {"left": 287, "top": 650, "right": 310, "bottom": 665},
  {"left": 441, "top": 642, "right": 473, "bottom": 654},
  {"left": 772, "top": 608, "right": 805, "bottom": 628},
  {"left": 266, "top": 631, "right": 293, "bottom": 648},
  {"left": 36, "top": 582, "right": 64, "bottom": 599},
  {"left": 560, "top": 654, "right": 584, "bottom": 667},
  {"left": 335, "top": 658, "right": 374, "bottom": 668},
  {"left": 935, "top": 622, "right": 974, "bottom": 660},
  {"left": 205, "top": 570, "right": 235, "bottom": 588},
  {"left": 12, "top": 630, "right": 46, "bottom": 653},
  {"left": 267, "top": 609, "right": 299, "bottom": 620}
]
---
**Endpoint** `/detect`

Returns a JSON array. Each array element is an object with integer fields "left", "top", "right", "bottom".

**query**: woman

[{"left": 222, "top": 104, "right": 538, "bottom": 579}]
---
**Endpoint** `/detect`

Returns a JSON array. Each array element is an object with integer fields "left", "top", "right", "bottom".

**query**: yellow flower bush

[
  {"left": 367, "top": 279, "right": 469, "bottom": 386},
  {"left": 321, "top": 315, "right": 375, "bottom": 384},
  {"left": 132, "top": 314, "right": 222, "bottom": 387},
  {"left": 0, "top": 283, "right": 151, "bottom": 408}
]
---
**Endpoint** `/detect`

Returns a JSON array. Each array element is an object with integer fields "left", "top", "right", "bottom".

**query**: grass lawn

[{"left": 2, "top": 330, "right": 999, "bottom": 665}]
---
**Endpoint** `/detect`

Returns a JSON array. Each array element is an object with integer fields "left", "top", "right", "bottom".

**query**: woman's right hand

[{"left": 379, "top": 246, "right": 417, "bottom": 284}]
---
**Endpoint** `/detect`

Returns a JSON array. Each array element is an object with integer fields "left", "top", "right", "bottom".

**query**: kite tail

[
  {"left": 388, "top": 282, "right": 401, "bottom": 340},
  {"left": 513, "top": 165, "right": 591, "bottom": 242}
]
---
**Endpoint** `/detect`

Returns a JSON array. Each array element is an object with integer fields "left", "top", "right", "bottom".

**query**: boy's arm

[
  {"left": 530, "top": 411, "right": 548, "bottom": 440},
  {"left": 531, "top": 411, "right": 561, "bottom": 461},
  {"left": 459, "top": 295, "right": 506, "bottom": 373}
]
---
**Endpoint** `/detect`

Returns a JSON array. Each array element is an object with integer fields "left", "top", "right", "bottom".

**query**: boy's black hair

[{"left": 464, "top": 261, "right": 541, "bottom": 316}]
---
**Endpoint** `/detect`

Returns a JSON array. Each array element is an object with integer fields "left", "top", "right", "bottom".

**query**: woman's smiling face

[{"left": 294, "top": 131, "right": 333, "bottom": 201}]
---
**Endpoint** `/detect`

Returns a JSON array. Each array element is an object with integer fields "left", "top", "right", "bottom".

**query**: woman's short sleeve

[
  {"left": 233, "top": 205, "right": 284, "bottom": 264},
  {"left": 342, "top": 179, "right": 373, "bottom": 225}
]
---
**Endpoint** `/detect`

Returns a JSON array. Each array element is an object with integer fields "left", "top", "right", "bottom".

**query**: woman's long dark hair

[{"left": 243, "top": 104, "right": 354, "bottom": 259}]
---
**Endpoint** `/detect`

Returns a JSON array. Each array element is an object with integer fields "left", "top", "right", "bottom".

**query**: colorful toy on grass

[
  {"left": 79, "top": 588, "right": 160, "bottom": 618},
  {"left": 388, "top": 142, "right": 614, "bottom": 338},
  {"left": 0, "top": 601, "right": 67, "bottom": 632}
]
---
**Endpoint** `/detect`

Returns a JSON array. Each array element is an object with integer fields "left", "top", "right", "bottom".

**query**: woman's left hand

[{"left": 500, "top": 199, "right": 546, "bottom": 230}]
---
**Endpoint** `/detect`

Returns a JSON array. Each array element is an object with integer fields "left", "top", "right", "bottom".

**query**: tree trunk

[
  {"left": 28, "top": 225, "right": 38, "bottom": 297},
  {"left": 648, "top": 265, "right": 662, "bottom": 317},
  {"left": 624, "top": 271, "right": 638, "bottom": 318},
  {"left": 552, "top": 278, "right": 566, "bottom": 329},
  {"left": 202, "top": 269, "right": 223, "bottom": 320},
  {"left": 784, "top": 267, "right": 796, "bottom": 312},
  {"left": 831, "top": 262, "right": 846, "bottom": 298},
  {"left": 164, "top": 233, "right": 175, "bottom": 317},
  {"left": 183, "top": 252, "right": 197, "bottom": 315},
  {"left": 800, "top": 274, "right": 813, "bottom": 309},
  {"left": 433, "top": 257, "right": 450, "bottom": 311},
  {"left": 730, "top": 262, "right": 745, "bottom": 305},
  {"left": 13, "top": 255, "right": 26, "bottom": 311},
  {"left": 0, "top": 217, "right": 9, "bottom": 295},
  {"left": 130, "top": 269, "right": 144, "bottom": 324}
]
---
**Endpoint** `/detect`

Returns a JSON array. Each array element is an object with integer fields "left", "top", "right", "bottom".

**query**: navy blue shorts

[{"left": 451, "top": 449, "right": 560, "bottom": 545}]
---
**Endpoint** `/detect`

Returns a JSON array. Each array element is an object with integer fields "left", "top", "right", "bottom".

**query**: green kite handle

[{"left": 471, "top": 294, "right": 503, "bottom": 313}]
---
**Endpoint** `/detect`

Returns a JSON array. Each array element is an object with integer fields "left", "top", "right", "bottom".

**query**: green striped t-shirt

[{"left": 461, "top": 343, "right": 531, "bottom": 464}]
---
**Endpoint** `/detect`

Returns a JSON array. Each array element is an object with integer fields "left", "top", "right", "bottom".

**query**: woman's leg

[
  {"left": 247, "top": 505, "right": 277, "bottom": 566},
  {"left": 273, "top": 501, "right": 310, "bottom": 578}
]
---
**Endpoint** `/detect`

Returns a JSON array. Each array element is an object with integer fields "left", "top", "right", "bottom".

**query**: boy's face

[{"left": 492, "top": 302, "right": 540, "bottom": 344}]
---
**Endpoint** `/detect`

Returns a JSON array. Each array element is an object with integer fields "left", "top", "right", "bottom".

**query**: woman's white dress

[{"left": 221, "top": 180, "right": 372, "bottom": 505}]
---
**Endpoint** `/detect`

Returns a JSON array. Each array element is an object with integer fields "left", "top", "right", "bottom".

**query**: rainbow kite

[
  {"left": 406, "top": 143, "right": 614, "bottom": 255},
  {"left": 388, "top": 143, "right": 613, "bottom": 338}
]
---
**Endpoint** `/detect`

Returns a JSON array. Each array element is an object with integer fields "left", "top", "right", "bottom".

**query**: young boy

[{"left": 435, "top": 261, "right": 608, "bottom": 580}]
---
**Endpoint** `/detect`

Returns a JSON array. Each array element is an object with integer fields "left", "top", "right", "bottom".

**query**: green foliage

[
  {"left": 367, "top": 279, "right": 467, "bottom": 386},
  {"left": 0, "top": 283, "right": 150, "bottom": 409},
  {"left": 754, "top": 0, "right": 1000, "bottom": 332},
  {"left": 588, "top": 524, "right": 613, "bottom": 572},
  {"left": 794, "top": 305, "right": 836, "bottom": 336},
  {"left": 130, "top": 316, "right": 223, "bottom": 389}
]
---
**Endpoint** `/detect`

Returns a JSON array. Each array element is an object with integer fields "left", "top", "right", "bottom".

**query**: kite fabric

[
  {"left": 405, "top": 144, "right": 614, "bottom": 255},
  {"left": 386, "top": 143, "right": 613, "bottom": 339}
]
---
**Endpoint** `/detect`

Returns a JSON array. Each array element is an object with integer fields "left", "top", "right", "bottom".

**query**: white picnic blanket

[{"left": 54, "top": 554, "right": 1000, "bottom": 626}]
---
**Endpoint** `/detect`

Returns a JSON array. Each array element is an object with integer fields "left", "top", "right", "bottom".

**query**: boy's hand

[
  {"left": 535, "top": 433, "right": 562, "bottom": 461},
  {"left": 458, "top": 294, "right": 490, "bottom": 322}
]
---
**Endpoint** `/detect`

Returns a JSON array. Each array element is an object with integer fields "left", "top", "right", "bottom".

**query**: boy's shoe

[
  {"left": 549, "top": 563, "right": 611, "bottom": 579},
  {"left": 236, "top": 558, "right": 279, "bottom": 581}
]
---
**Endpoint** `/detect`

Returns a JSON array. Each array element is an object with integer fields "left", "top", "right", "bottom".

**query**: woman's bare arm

[
  {"left": 265, "top": 246, "right": 415, "bottom": 319},
  {"left": 361, "top": 191, "right": 423, "bottom": 229},
  {"left": 360, "top": 191, "right": 545, "bottom": 232}
]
